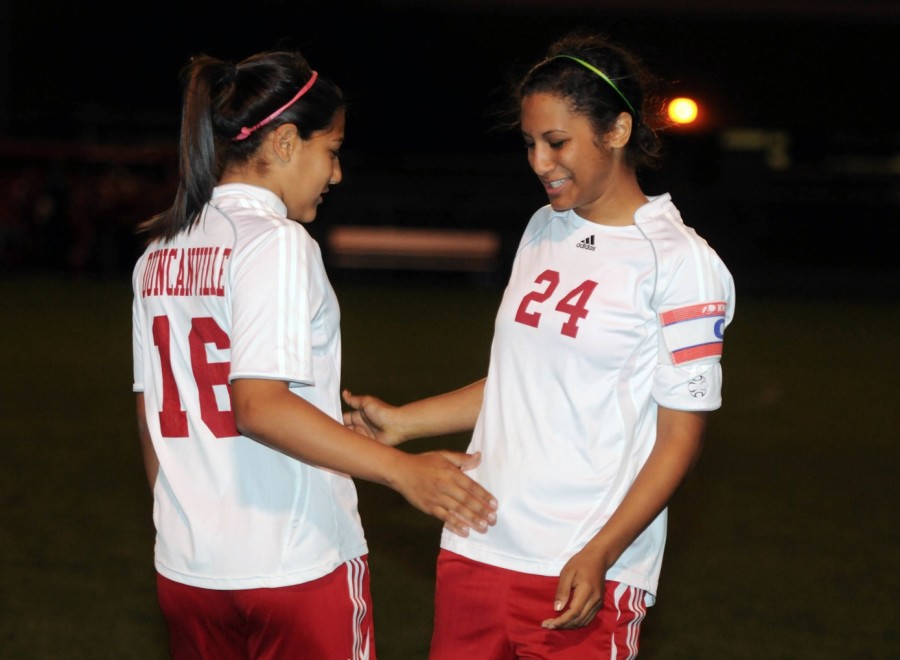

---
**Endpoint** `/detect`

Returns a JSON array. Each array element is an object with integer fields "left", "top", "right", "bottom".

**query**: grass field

[{"left": 1, "top": 273, "right": 897, "bottom": 659}]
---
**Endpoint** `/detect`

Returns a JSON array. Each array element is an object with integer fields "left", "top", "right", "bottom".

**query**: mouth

[{"left": 542, "top": 177, "right": 570, "bottom": 193}]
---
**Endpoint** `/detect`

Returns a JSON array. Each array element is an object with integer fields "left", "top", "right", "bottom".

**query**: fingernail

[
  {"left": 487, "top": 512, "right": 497, "bottom": 523},
  {"left": 554, "top": 601, "right": 563, "bottom": 611}
]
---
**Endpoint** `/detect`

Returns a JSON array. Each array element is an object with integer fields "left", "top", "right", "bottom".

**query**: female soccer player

[
  {"left": 131, "top": 48, "right": 496, "bottom": 659},
  {"left": 343, "top": 31, "right": 735, "bottom": 658}
]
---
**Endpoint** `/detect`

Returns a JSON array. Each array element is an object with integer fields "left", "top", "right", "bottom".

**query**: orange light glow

[{"left": 667, "top": 97, "right": 699, "bottom": 125}]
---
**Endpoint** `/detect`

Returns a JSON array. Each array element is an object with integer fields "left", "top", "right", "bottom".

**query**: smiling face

[
  {"left": 521, "top": 92, "right": 629, "bottom": 223},
  {"left": 282, "top": 108, "right": 345, "bottom": 223}
]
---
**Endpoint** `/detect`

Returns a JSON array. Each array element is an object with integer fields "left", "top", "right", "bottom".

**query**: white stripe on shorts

[
  {"left": 346, "top": 557, "right": 370, "bottom": 660},
  {"left": 612, "top": 582, "right": 647, "bottom": 659}
]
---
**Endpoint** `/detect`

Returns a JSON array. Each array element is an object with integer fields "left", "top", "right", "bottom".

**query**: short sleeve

[
  {"left": 229, "top": 223, "right": 314, "bottom": 385},
  {"left": 132, "top": 256, "right": 145, "bottom": 393},
  {"left": 652, "top": 238, "right": 735, "bottom": 411}
]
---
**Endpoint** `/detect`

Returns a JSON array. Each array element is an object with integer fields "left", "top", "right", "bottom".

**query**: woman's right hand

[
  {"left": 342, "top": 388, "right": 498, "bottom": 536},
  {"left": 342, "top": 389, "right": 405, "bottom": 446},
  {"left": 392, "top": 449, "right": 497, "bottom": 537}
]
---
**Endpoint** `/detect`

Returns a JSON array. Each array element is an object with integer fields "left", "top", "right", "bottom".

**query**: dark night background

[
  {"left": 3, "top": 1, "right": 899, "bottom": 140},
  {"left": 1, "top": 4, "right": 898, "bottom": 658},
  {"left": 0, "top": 0, "right": 898, "bottom": 294}
]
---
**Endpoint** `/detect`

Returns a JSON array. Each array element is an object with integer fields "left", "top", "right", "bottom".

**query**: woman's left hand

[{"left": 541, "top": 546, "right": 607, "bottom": 630}]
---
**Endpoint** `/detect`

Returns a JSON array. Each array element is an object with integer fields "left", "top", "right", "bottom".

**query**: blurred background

[
  {"left": 1, "top": 0, "right": 898, "bottom": 293},
  {"left": 1, "top": 1, "right": 898, "bottom": 659}
]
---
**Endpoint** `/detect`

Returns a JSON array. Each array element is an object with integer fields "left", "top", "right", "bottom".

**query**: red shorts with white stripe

[
  {"left": 156, "top": 555, "right": 375, "bottom": 660},
  {"left": 430, "top": 550, "right": 646, "bottom": 659}
]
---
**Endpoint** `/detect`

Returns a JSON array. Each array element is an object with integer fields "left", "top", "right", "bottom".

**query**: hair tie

[
  {"left": 232, "top": 70, "right": 318, "bottom": 142},
  {"left": 554, "top": 55, "right": 637, "bottom": 117}
]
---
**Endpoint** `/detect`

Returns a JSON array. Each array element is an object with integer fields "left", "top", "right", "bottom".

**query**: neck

[{"left": 576, "top": 172, "right": 647, "bottom": 226}]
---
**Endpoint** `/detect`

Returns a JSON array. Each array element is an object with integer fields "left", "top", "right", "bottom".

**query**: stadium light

[{"left": 667, "top": 97, "right": 699, "bottom": 125}]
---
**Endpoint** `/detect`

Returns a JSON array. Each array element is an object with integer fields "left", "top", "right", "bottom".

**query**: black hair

[
  {"left": 513, "top": 31, "right": 663, "bottom": 170},
  {"left": 140, "top": 49, "right": 345, "bottom": 242}
]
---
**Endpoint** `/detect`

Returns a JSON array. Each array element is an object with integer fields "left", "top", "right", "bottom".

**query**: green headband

[{"left": 554, "top": 54, "right": 638, "bottom": 117}]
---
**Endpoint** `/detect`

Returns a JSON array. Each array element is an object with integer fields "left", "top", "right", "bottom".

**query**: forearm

[
  {"left": 584, "top": 407, "right": 706, "bottom": 567},
  {"left": 135, "top": 394, "right": 159, "bottom": 490},
  {"left": 141, "top": 378, "right": 495, "bottom": 538},
  {"left": 233, "top": 379, "right": 410, "bottom": 488},
  {"left": 393, "top": 378, "right": 486, "bottom": 440}
]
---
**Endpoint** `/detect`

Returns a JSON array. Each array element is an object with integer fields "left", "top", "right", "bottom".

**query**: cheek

[
  {"left": 571, "top": 149, "right": 606, "bottom": 183},
  {"left": 302, "top": 158, "right": 330, "bottom": 192},
  {"left": 291, "top": 163, "right": 319, "bottom": 198}
]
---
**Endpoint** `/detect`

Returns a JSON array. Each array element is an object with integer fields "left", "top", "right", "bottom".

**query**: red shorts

[
  {"left": 156, "top": 555, "right": 375, "bottom": 660},
  {"left": 430, "top": 550, "right": 647, "bottom": 659}
]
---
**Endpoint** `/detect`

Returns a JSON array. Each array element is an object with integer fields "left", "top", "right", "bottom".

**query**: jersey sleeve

[
  {"left": 132, "top": 254, "right": 146, "bottom": 393},
  {"left": 228, "top": 222, "right": 315, "bottom": 386},
  {"left": 651, "top": 227, "right": 735, "bottom": 411}
]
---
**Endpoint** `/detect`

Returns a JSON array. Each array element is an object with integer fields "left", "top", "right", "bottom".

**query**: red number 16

[{"left": 151, "top": 315, "right": 238, "bottom": 439}]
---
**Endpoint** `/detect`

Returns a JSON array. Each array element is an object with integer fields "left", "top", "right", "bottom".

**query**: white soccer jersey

[
  {"left": 441, "top": 194, "right": 735, "bottom": 603},
  {"left": 132, "top": 183, "right": 367, "bottom": 590}
]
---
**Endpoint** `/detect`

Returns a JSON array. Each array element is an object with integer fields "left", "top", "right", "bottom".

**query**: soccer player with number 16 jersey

[{"left": 131, "top": 48, "right": 496, "bottom": 659}]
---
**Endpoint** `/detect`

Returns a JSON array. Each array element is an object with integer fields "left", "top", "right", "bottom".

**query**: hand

[
  {"left": 541, "top": 546, "right": 607, "bottom": 630},
  {"left": 342, "top": 389, "right": 404, "bottom": 446},
  {"left": 393, "top": 450, "right": 497, "bottom": 538}
]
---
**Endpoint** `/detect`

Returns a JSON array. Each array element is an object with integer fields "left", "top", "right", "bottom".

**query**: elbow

[
  {"left": 233, "top": 413, "right": 254, "bottom": 439},
  {"left": 233, "top": 398, "right": 263, "bottom": 439},
  {"left": 683, "top": 418, "right": 706, "bottom": 473},
  {"left": 231, "top": 381, "right": 273, "bottom": 439},
  {"left": 231, "top": 379, "right": 298, "bottom": 446},
  {"left": 688, "top": 435, "right": 704, "bottom": 472}
]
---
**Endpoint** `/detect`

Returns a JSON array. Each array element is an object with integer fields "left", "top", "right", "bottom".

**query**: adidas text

[{"left": 576, "top": 235, "right": 596, "bottom": 251}]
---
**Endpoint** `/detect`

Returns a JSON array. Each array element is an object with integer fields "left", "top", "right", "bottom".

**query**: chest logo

[{"left": 576, "top": 235, "right": 596, "bottom": 251}]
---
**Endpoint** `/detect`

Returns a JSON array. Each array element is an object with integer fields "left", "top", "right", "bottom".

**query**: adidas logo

[{"left": 575, "top": 235, "right": 596, "bottom": 251}]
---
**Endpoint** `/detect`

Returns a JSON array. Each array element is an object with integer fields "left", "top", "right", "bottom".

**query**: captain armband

[{"left": 659, "top": 301, "right": 728, "bottom": 365}]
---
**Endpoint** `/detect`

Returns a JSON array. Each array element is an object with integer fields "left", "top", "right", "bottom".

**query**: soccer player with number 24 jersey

[{"left": 343, "top": 31, "right": 735, "bottom": 659}]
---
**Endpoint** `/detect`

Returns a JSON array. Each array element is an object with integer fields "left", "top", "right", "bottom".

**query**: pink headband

[{"left": 232, "top": 70, "right": 319, "bottom": 141}]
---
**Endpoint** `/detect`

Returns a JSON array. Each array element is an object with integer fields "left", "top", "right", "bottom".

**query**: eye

[{"left": 549, "top": 140, "right": 566, "bottom": 149}]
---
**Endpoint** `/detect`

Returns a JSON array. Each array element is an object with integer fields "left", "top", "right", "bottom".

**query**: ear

[
  {"left": 606, "top": 112, "right": 633, "bottom": 149},
  {"left": 271, "top": 123, "right": 300, "bottom": 162}
]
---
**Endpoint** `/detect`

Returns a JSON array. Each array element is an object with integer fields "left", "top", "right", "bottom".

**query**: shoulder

[
  {"left": 212, "top": 185, "right": 284, "bottom": 228},
  {"left": 636, "top": 195, "right": 698, "bottom": 247},
  {"left": 131, "top": 239, "right": 157, "bottom": 291},
  {"left": 211, "top": 185, "right": 312, "bottom": 249},
  {"left": 637, "top": 194, "right": 726, "bottom": 269},
  {"left": 638, "top": 194, "right": 735, "bottom": 313},
  {"left": 518, "top": 204, "right": 558, "bottom": 247},
  {"left": 235, "top": 218, "right": 315, "bottom": 268},
  {"left": 526, "top": 204, "right": 556, "bottom": 230}
]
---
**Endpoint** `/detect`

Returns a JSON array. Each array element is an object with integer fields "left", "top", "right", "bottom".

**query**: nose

[
  {"left": 329, "top": 158, "right": 343, "bottom": 186},
  {"left": 529, "top": 143, "right": 553, "bottom": 177}
]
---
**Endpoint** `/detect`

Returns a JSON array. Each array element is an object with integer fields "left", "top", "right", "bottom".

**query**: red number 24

[{"left": 514, "top": 269, "right": 598, "bottom": 338}]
